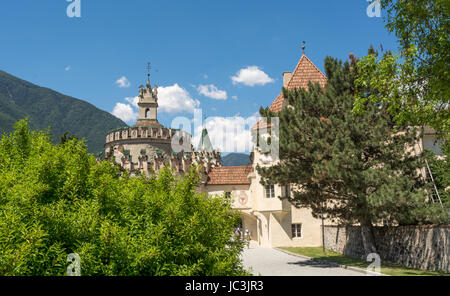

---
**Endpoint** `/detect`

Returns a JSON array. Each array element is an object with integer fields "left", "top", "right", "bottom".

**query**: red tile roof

[
  {"left": 253, "top": 54, "right": 327, "bottom": 130},
  {"left": 271, "top": 54, "right": 327, "bottom": 112},
  {"left": 269, "top": 93, "right": 284, "bottom": 114},
  {"left": 207, "top": 166, "right": 253, "bottom": 185},
  {"left": 251, "top": 118, "right": 275, "bottom": 130},
  {"left": 287, "top": 55, "right": 327, "bottom": 89}
]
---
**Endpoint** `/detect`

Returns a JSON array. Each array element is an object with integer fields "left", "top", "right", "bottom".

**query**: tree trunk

[{"left": 360, "top": 220, "right": 377, "bottom": 257}]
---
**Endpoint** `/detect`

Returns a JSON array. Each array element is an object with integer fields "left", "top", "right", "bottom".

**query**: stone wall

[{"left": 324, "top": 225, "right": 450, "bottom": 272}]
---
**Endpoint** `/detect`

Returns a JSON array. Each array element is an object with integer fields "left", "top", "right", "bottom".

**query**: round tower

[{"left": 104, "top": 63, "right": 221, "bottom": 176}]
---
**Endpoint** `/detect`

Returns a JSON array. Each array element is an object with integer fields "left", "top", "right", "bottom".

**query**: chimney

[{"left": 283, "top": 72, "right": 292, "bottom": 87}]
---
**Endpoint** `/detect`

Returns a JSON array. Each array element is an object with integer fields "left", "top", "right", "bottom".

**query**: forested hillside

[{"left": 0, "top": 70, "right": 127, "bottom": 153}]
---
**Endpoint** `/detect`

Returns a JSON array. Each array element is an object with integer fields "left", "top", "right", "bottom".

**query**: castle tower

[
  {"left": 138, "top": 63, "right": 158, "bottom": 121},
  {"left": 104, "top": 62, "right": 222, "bottom": 176}
]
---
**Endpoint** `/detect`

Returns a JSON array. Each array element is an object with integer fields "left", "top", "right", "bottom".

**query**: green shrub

[{"left": 0, "top": 119, "right": 248, "bottom": 276}]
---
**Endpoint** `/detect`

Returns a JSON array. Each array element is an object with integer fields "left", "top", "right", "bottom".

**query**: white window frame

[
  {"left": 291, "top": 223, "right": 302, "bottom": 238},
  {"left": 265, "top": 185, "right": 275, "bottom": 198}
]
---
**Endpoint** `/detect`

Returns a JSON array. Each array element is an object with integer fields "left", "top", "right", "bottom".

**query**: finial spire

[
  {"left": 146, "top": 62, "right": 151, "bottom": 88},
  {"left": 302, "top": 41, "right": 306, "bottom": 56}
]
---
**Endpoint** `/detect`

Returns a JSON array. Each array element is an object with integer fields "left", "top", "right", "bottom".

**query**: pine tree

[{"left": 257, "top": 56, "right": 447, "bottom": 256}]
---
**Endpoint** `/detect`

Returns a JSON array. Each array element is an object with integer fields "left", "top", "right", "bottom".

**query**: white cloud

[
  {"left": 111, "top": 102, "right": 138, "bottom": 123},
  {"left": 116, "top": 76, "right": 131, "bottom": 88},
  {"left": 191, "top": 112, "right": 259, "bottom": 153},
  {"left": 111, "top": 84, "right": 199, "bottom": 123},
  {"left": 231, "top": 95, "right": 238, "bottom": 101},
  {"left": 231, "top": 66, "right": 274, "bottom": 86},
  {"left": 65, "top": 66, "right": 71, "bottom": 71},
  {"left": 158, "top": 84, "right": 200, "bottom": 114},
  {"left": 196, "top": 84, "right": 228, "bottom": 100},
  {"left": 124, "top": 96, "right": 139, "bottom": 108}
]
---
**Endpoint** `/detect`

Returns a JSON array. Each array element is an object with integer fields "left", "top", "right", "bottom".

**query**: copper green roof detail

[{"left": 197, "top": 128, "right": 213, "bottom": 152}]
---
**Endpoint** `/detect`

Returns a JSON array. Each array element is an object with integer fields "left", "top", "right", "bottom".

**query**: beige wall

[
  {"left": 248, "top": 148, "right": 323, "bottom": 247},
  {"left": 203, "top": 184, "right": 252, "bottom": 210},
  {"left": 241, "top": 213, "right": 258, "bottom": 241},
  {"left": 201, "top": 147, "right": 324, "bottom": 248}
]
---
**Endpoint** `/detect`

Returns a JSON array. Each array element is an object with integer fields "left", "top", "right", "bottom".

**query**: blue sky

[{"left": 0, "top": 0, "right": 397, "bottom": 151}]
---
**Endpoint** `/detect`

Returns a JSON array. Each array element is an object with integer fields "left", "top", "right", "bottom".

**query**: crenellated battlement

[
  {"left": 105, "top": 143, "right": 221, "bottom": 176},
  {"left": 105, "top": 126, "right": 177, "bottom": 144}
]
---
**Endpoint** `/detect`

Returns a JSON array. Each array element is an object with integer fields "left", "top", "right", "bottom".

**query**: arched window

[{"left": 145, "top": 108, "right": 150, "bottom": 118}]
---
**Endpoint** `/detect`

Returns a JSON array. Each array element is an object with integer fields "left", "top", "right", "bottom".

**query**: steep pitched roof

[
  {"left": 270, "top": 54, "right": 327, "bottom": 112},
  {"left": 287, "top": 55, "right": 327, "bottom": 89},
  {"left": 206, "top": 165, "right": 253, "bottom": 185},
  {"left": 252, "top": 54, "right": 327, "bottom": 130}
]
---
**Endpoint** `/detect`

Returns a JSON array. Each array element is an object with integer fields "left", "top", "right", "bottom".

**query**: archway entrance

[{"left": 241, "top": 213, "right": 258, "bottom": 243}]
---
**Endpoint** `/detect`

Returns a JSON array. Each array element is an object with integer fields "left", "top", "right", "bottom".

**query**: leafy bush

[{"left": 0, "top": 119, "right": 248, "bottom": 276}]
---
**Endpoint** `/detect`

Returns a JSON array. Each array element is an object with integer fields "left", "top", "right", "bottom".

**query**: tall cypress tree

[{"left": 257, "top": 56, "right": 447, "bottom": 256}]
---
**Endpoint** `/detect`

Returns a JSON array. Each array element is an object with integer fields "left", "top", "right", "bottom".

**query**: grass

[{"left": 278, "top": 247, "right": 450, "bottom": 276}]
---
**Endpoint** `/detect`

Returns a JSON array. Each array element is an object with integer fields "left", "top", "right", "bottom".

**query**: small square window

[
  {"left": 291, "top": 224, "right": 302, "bottom": 238},
  {"left": 224, "top": 192, "right": 231, "bottom": 199},
  {"left": 265, "top": 185, "right": 275, "bottom": 198}
]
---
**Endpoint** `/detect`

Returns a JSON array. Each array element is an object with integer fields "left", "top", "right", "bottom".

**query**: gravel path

[{"left": 241, "top": 244, "right": 366, "bottom": 276}]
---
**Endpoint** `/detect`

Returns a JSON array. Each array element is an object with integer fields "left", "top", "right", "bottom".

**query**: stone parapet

[{"left": 105, "top": 126, "right": 176, "bottom": 144}]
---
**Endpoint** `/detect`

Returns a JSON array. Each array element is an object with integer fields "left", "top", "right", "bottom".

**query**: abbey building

[{"left": 104, "top": 51, "right": 442, "bottom": 248}]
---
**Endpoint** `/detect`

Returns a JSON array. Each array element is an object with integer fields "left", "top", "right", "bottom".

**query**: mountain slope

[
  {"left": 0, "top": 70, "right": 127, "bottom": 153},
  {"left": 221, "top": 153, "right": 251, "bottom": 166}
]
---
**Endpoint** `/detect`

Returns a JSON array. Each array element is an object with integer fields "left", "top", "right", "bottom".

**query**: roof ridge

[
  {"left": 253, "top": 52, "right": 329, "bottom": 120},
  {"left": 301, "top": 54, "right": 327, "bottom": 80},
  {"left": 286, "top": 54, "right": 306, "bottom": 88},
  {"left": 286, "top": 54, "right": 327, "bottom": 89}
]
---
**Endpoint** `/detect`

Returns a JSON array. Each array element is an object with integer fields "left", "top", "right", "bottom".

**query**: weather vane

[
  {"left": 147, "top": 62, "right": 151, "bottom": 80},
  {"left": 302, "top": 41, "right": 306, "bottom": 55}
]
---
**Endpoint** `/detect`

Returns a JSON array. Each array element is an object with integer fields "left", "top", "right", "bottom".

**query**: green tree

[
  {"left": 257, "top": 56, "right": 447, "bottom": 256},
  {"left": 354, "top": 0, "right": 449, "bottom": 146},
  {"left": 424, "top": 148, "right": 450, "bottom": 208},
  {"left": 0, "top": 119, "right": 247, "bottom": 276},
  {"left": 58, "top": 131, "right": 80, "bottom": 145}
]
